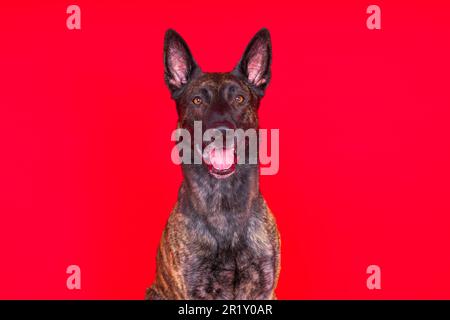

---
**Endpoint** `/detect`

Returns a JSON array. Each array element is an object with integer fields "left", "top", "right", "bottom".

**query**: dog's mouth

[
  {"left": 206, "top": 144, "right": 237, "bottom": 179},
  {"left": 195, "top": 140, "right": 237, "bottom": 179}
]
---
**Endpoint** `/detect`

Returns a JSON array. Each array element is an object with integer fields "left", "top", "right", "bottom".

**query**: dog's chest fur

[{"left": 178, "top": 165, "right": 277, "bottom": 299}]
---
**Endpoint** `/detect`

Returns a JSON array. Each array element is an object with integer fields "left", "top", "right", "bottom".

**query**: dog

[{"left": 146, "top": 28, "right": 280, "bottom": 300}]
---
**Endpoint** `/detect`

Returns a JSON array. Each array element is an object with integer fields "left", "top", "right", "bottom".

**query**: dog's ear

[
  {"left": 233, "top": 28, "right": 272, "bottom": 96},
  {"left": 164, "top": 29, "right": 200, "bottom": 97}
]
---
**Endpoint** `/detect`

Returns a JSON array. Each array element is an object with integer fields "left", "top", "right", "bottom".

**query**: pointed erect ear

[
  {"left": 233, "top": 28, "right": 272, "bottom": 96},
  {"left": 164, "top": 29, "right": 201, "bottom": 97}
]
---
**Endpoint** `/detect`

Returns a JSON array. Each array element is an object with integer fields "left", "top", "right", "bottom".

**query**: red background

[{"left": 1, "top": 1, "right": 450, "bottom": 299}]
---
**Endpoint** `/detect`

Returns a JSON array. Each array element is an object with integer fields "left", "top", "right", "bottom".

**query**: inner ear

[
  {"left": 233, "top": 28, "right": 272, "bottom": 95},
  {"left": 164, "top": 29, "right": 200, "bottom": 95}
]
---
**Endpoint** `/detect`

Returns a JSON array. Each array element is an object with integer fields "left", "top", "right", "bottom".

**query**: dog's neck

[
  {"left": 180, "top": 164, "right": 260, "bottom": 215},
  {"left": 178, "top": 164, "right": 262, "bottom": 243}
]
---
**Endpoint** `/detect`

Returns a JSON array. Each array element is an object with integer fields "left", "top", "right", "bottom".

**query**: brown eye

[
  {"left": 192, "top": 97, "right": 202, "bottom": 105},
  {"left": 235, "top": 95, "right": 245, "bottom": 104}
]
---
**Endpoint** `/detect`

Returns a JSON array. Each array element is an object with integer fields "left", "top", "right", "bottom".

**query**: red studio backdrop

[{"left": 1, "top": 1, "right": 450, "bottom": 299}]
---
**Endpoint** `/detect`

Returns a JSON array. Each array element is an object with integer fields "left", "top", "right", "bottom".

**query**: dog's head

[{"left": 164, "top": 29, "right": 272, "bottom": 179}]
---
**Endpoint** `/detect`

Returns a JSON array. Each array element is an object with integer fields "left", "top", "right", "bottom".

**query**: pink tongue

[{"left": 210, "top": 147, "right": 234, "bottom": 171}]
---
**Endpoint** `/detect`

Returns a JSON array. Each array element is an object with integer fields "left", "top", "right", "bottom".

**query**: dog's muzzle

[{"left": 195, "top": 124, "right": 238, "bottom": 179}]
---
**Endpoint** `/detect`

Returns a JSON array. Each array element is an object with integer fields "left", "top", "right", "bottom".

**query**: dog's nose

[
  {"left": 215, "top": 126, "right": 231, "bottom": 136},
  {"left": 207, "top": 121, "right": 236, "bottom": 131},
  {"left": 206, "top": 121, "right": 236, "bottom": 148}
]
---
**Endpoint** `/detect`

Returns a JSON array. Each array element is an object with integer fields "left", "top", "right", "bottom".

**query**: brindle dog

[{"left": 146, "top": 29, "right": 280, "bottom": 300}]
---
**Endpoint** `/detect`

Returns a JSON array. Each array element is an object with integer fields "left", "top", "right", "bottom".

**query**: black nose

[
  {"left": 206, "top": 121, "right": 236, "bottom": 148},
  {"left": 207, "top": 120, "right": 236, "bottom": 131}
]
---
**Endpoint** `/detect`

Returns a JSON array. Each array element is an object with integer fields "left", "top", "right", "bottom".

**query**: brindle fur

[{"left": 146, "top": 29, "right": 280, "bottom": 300}]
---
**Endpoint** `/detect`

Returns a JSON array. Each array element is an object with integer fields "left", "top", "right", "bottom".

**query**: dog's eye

[
  {"left": 235, "top": 95, "right": 244, "bottom": 104},
  {"left": 192, "top": 97, "right": 202, "bottom": 105}
]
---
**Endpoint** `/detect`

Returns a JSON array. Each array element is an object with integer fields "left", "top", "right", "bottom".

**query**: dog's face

[{"left": 164, "top": 29, "right": 272, "bottom": 179}]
